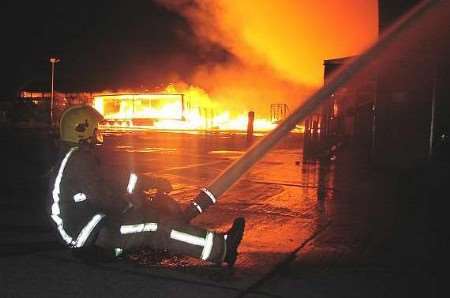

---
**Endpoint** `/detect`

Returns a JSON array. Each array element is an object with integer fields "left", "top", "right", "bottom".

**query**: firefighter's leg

[
  {"left": 160, "top": 224, "right": 227, "bottom": 263},
  {"left": 94, "top": 208, "right": 231, "bottom": 264}
]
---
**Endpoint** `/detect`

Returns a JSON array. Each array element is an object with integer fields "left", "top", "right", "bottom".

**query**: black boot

[{"left": 224, "top": 217, "right": 245, "bottom": 267}]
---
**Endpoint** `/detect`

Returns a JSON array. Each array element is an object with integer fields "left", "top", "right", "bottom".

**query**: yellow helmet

[{"left": 59, "top": 105, "right": 104, "bottom": 144}]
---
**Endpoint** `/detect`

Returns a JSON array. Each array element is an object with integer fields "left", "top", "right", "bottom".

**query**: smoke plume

[{"left": 156, "top": 0, "right": 377, "bottom": 116}]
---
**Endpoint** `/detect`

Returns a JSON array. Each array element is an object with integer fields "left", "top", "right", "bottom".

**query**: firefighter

[{"left": 49, "top": 105, "right": 245, "bottom": 267}]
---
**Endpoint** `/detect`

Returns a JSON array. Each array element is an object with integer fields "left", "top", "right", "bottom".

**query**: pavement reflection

[{"left": 102, "top": 131, "right": 337, "bottom": 278}]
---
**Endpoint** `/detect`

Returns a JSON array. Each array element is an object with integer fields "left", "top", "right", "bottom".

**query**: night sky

[{"left": 2, "top": 0, "right": 229, "bottom": 97}]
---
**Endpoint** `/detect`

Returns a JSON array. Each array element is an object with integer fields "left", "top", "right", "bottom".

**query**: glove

[
  {"left": 153, "top": 177, "right": 173, "bottom": 194},
  {"left": 139, "top": 175, "right": 173, "bottom": 194},
  {"left": 145, "top": 193, "right": 184, "bottom": 224}
]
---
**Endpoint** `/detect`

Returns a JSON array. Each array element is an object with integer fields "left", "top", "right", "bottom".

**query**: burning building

[
  {"left": 17, "top": 86, "right": 281, "bottom": 133},
  {"left": 93, "top": 93, "right": 185, "bottom": 128},
  {"left": 92, "top": 88, "right": 281, "bottom": 132}
]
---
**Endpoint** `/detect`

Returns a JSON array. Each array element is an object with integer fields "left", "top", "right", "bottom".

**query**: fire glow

[
  {"left": 93, "top": 85, "right": 280, "bottom": 132},
  {"left": 92, "top": 1, "right": 377, "bottom": 133}
]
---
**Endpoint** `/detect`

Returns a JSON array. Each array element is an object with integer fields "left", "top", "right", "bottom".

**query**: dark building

[
  {"left": 374, "top": 0, "right": 450, "bottom": 166},
  {"left": 303, "top": 57, "right": 376, "bottom": 160},
  {"left": 379, "top": 0, "right": 420, "bottom": 32},
  {"left": 304, "top": 0, "right": 450, "bottom": 167}
]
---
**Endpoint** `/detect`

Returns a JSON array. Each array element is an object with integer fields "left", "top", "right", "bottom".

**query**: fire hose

[{"left": 182, "top": 0, "right": 440, "bottom": 222}]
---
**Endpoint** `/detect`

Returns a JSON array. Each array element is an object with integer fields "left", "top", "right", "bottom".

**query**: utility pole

[{"left": 49, "top": 57, "right": 60, "bottom": 126}]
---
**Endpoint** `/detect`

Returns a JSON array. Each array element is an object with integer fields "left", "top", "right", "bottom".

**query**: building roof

[{"left": 323, "top": 56, "right": 354, "bottom": 66}]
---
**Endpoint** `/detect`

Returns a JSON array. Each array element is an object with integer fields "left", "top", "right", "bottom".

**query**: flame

[
  {"left": 93, "top": 84, "right": 292, "bottom": 132},
  {"left": 94, "top": 93, "right": 183, "bottom": 120}
]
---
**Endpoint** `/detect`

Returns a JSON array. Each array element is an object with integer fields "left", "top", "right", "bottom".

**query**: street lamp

[{"left": 49, "top": 57, "right": 60, "bottom": 126}]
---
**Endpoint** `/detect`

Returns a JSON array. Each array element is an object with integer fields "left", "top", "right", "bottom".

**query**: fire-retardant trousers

[{"left": 93, "top": 206, "right": 227, "bottom": 264}]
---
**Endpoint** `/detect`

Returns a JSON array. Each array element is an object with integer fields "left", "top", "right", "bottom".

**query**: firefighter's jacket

[{"left": 49, "top": 143, "right": 144, "bottom": 248}]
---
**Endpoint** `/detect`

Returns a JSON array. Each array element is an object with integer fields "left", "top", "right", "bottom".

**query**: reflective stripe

[
  {"left": 114, "top": 248, "right": 123, "bottom": 257},
  {"left": 170, "top": 230, "right": 215, "bottom": 261},
  {"left": 193, "top": 202, "right": 203, "bottom": 213},
  {"left": 51, "top": 147, "right": 77, "bottom": 245},
  {"left": 73, "top": 193, "right": 87, "bottom": 202},
  {"left": 51, "top": 214, "right": 63, "bottom": 226},
  {"left": 170, "top": 230, "right": 205, "bottom": 246},
  {"left": 51, "top": 204, "right": 61, "bottom": 217},
  {"left": 127, "top": 173, "right": 138, "bottom": 194},
  {"left": 55, "top": 219, "right": 74, "bottom": 245},
  {"left": 74, "top": 214, "right": 105, "bottom": 248},
  {"left": 201, "top": 232, "right": 214, "bottom": 260},
  {"left": 120, "top": 223, "right": 158, "bottom": 234},
  {"left": 201, "top": 188, "right": 216, "bottom": 204}
]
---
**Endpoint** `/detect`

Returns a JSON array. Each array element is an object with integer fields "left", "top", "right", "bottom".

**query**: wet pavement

[{"left": 0, "top": 129, "right": 443, "bottom": 297}]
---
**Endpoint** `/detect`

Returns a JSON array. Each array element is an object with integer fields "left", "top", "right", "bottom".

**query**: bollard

[{"left": 247, "top": 111, "right": 255, "bottom": 144}]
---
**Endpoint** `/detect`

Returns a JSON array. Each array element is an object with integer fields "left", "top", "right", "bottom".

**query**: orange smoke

[
  {"left": 157, "top": 0, "right": 378, "bottom": 116},
  {"left": 160, "top": 1, "right": 377, "bottom": 84}
]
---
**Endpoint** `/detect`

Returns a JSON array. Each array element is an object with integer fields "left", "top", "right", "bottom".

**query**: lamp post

[{"left": 49, "top": 57, "right": 60, "bottom": 126}]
